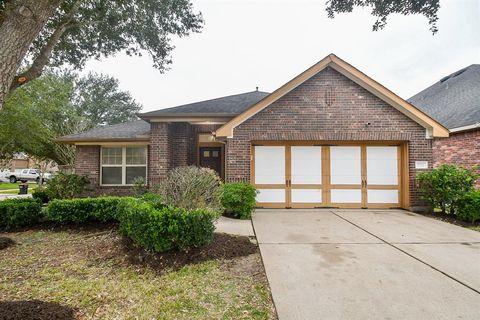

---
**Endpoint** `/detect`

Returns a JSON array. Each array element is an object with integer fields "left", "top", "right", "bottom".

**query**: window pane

[
  {"left": 126, "top": 147, "right": 147, "bottom": 165},
  {"left": 102, "top": 167, "right": 122, "bottom": 184},
  {"left": 203, "top": 150, "right": 210, "bottom": 158},
  {"left": 126, "top": 166, "right": 147, "bottom": 184},
  {"left": 102, "top": 147, "right": 122, "bottom": 165},
  {"left": 212, "top": 150, "right": 219, "bottom": 158}
]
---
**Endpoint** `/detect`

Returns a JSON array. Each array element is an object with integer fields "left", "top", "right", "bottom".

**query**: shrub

[
  {"left": 0, "top": 198, "right": 43, "bottom": 230},
  {"left": 417, "top": 164, "right": 478, "bottom": 214},
  {"left": 46, "top": 197, "right": 130, "bottom": 224},
  {"left": 32, "top": 187, "right": 50, "bottom": 204},
  {"left": 132, "top": 177, "right": 148, "bottom": 196},
  {"left": 220, "top": 183, "right": 257, "bottom": 219},
  {"left": 45, "top": 173, "right": 90, "bottom": 199},
  {"left": 457, "top": 190, "right": 480, "bottom": 223},
  {"left": 118, "top": 198, "right": 217, "bottom": 252},
  {"left": 159, "top": 166, "right": 222, "bottom": 214},
  {"left": 140, "top": 192, "right": 164, "bottom": 209}
]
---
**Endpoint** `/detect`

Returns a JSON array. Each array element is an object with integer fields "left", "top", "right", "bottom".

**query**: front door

[{"left": 199, "top": 147, "right": 222, "bottom": 178}]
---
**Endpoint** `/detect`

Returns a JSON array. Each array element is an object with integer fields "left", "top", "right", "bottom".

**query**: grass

[
  {"left": 0, "top": 228, "right": 275, "bottom": 319},
  {"left": 0, "top": 182, "right": 38, "bottom": 194}
]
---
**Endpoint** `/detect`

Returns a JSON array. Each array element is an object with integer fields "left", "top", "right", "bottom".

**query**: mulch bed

[
  {"left": 419, "top": 212, "right": 480, "bottom": 229},
  {"left": 116, "top": 233, "right": 258, "bottom": 273},
  {"left": 0, "top": 237, "right": 15, "bottom": 250},
  {"left": 0, "top": 300, "right": 76, "bottom": 320}
]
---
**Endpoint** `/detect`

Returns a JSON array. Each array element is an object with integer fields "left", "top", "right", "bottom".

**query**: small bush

[
  {"left": 0, "top": 198, "right": 43, "bottom": 230},
  {"left": 46, "top": 197, "right": 130, "bottom": 224},
  {"left": 160, "top": 166, "right": 222, "bottom": 214},
  {"left": 119, "top": 198, "right": 217, "bottom": 252},
  {"left": 45, "top": 173, "right": 90, "bottom": 199},
  {"left": 140, "top": 192, "right": 164, "bottom": 209},
  {"left": 32, "top": 187, "right": 50, "bottom": 204},
  {"left": 417, "top": 164, "right": 478, "bottom": 214},
  {"left": 132, "top": 177, "right": 148, "bottom": 196},
  {"left": 220, "top": 183, "right": 257, "bottom": 219},
  {"left": 457, "top": 190, "right": 480, "bottom": 223}
]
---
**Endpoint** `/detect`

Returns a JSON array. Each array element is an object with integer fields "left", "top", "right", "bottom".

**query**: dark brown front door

[{"left": 199, "top": 147, "right": 222, "bottom": 177}]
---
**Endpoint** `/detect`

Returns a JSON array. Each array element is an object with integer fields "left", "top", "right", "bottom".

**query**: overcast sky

[{"left": 83, "top": 0, "right": 479, "bottom": 113}]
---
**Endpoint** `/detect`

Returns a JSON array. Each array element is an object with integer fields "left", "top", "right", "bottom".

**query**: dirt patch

[
  {"left": 110, "top": 232, "right": 259, "bottom": 273},
  {"left": 419, "top": 212, "right": 480, "bottom": 229},
  {"left": 0, "top": 300, "right": 76, "bottom": 320},
  {"left": 6, "top": 221, "right": 118, "bottom": 234},
  {"left": 0, "top": 237, "right": 14, "bottom": 250}
]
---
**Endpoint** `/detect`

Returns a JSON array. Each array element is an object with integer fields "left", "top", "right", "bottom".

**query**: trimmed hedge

[
  {"left": 458, "top": 190, "right": 480, "bottom": 223},
  {"left": 32, "top": 188, "right": 50, "bottom": 204},
  {"left": 0, "top": 198, "right": 43, "bottom": 230},
  {"left": 220, "top": 182, "right": 257, "bottom": 219},
  {"left": 46, "top": 197, "right": 132, "bottom": 224},
  {"left": 118, "top": 198, "right": 217, "bottom": 252}
]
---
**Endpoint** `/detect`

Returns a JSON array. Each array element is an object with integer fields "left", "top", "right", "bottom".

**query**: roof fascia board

[
  {"left": 57, "top": 138, "right": 150, "bottom": 145},
  {"left": 149, "top": 117, "right": 230, "bottom": 123},
  {"left": 450, "top": 123, "right": 480, "bottom": 133}
]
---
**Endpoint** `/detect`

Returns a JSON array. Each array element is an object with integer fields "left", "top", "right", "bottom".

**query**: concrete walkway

[
  {"left": 253, "top": 209, "right": 480, "bottom": 320},
  {"left": 215, "top": 216, "right": 254, "bottom": 237}
]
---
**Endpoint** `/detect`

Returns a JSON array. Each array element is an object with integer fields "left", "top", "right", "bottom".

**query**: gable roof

[
  {"left": 408, "top": 64, "right": 480, "bottom": 131},
  {"left": 57, "top": 120, "right": 150, "bottom": 143},
  {"left": 215, "top": 54, "right": 449, "bottom": 138},
  {"left": 139, "top": 91, "right": 270, "bottom": 119}
]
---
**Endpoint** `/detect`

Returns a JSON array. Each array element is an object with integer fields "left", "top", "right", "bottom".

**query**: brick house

[
  {"left": 58, "top": 54, "right": 449, "bottom": 211},
  {"left": 409, "top": 64, "right": 480, "bottom": 187}
]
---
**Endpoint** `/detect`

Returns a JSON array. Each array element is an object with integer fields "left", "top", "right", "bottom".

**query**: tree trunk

[{"left": 0, "top": 0, "right": 62, "bottom": 110}]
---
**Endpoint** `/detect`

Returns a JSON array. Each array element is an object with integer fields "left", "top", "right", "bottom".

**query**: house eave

[{"left": 56, "top": 137, "right": 150, "bottom": 145}]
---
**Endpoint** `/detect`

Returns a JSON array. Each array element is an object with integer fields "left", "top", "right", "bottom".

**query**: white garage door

[{"left": 252, "top": 144, "right": 402, "bottom": 208}]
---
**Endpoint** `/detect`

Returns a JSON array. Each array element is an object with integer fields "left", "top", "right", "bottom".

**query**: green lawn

[
  {"left": 0, "top": 183, "right": 38, "bottom": 193},
  {"left": 0, "top": 228, "right": 275, "bottom": 319}
]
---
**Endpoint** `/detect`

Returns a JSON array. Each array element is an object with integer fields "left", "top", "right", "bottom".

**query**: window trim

[{"left": 100, "top": 145, "right": 148, "bottom": 186}]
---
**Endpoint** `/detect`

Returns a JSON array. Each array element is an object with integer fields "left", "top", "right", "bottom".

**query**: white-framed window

[{"left": 100, "top": 146, "right": 147, "bottom": 185}]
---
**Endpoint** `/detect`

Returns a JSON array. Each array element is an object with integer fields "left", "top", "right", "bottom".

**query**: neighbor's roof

[
  {"left": 57, "top": 120, "right": 150, "bottom": 143},
  {"left": 409, "top": 64, "right": 480, "bottom": 130},
  {"left": 139, "top": 91, "right": 270, "bottom": 118}
]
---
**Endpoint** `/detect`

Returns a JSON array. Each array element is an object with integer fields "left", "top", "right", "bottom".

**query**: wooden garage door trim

[{"left": 251, "top": 141, "right": 410, "bottom": 209}]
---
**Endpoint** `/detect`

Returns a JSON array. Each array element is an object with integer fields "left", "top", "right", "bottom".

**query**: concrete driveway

[{"left": 252, "top": 209, "right": 480, "bottom": 320}]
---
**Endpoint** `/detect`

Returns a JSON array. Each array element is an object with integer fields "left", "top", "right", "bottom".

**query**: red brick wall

[
  {"left": 433, "top": 129, "right": 480, "bottom": 187},
  {"left": 226, "top": 67, "right": 433, "bottom": 209},
  {"left": 75, "top": 145, "right": 100, "bottom": 186},
  {"left": 149, "top": 122, "right": 171, "bottom": 186}
]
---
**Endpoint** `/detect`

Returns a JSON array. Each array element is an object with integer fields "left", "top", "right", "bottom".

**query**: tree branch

[{"left": 9, "top": 0, "right": 84, "bottom": 91}]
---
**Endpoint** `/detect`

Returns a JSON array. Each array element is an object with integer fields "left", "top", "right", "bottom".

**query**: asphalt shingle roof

[
  {"left": 58, "top": 120, "right": 150, "bottom": 141},
  {"left": 139, "top": 90, "right": 270, "bottom": 117},
  {"left": 408, "top": 64, "right": 480, "bottom": 129}
]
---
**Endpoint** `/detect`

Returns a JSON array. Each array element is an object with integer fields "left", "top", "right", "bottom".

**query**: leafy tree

[
  {"left": 73, "top": 73, "right": 141, "bottom": 129},
  {"left": 326, "top": 0, "right": 440, "bottom": 33},
  {"left": 0, "top": 71, "right": 142, "bottom": 165},
  {"left": 0, "top": 0, "right": 203, "bottom": 109},
  {"left": 0, "top": 72, "right": 81, "bottom": 165}
]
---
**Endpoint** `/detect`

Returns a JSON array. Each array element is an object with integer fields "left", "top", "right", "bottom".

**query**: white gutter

[{"left": 449, "top": 123, "right": 480, "bottom": 133}]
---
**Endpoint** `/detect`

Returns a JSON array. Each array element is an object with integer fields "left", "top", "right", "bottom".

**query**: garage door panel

[
  {"left": 331, "top": 189, "right": 362, "bottom": 203},
  {"left": 257, "top": 189, "right": 286, "bottom": 203},
  {"left": 330, "top": 147, "right": 362, "bottom": 185},
  {"left": 367, "top": 190, "right": 399, "bottom": 204},
  {"left": 367, "top": 146, "right": 398, "bottom": 185},
  {"left": 254, "top": 146, "right": 285, "bottom": 184},
  {"left": 291, "top": 189, "right": 322, "bottom": 203},
  {"left": 291, "top": 146, "right": 322, "bottom": 184}
]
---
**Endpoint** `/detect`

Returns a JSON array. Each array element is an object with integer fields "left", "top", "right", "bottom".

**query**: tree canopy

[
  {"left": 326, "top": 0, "right": 440, "bottom": 34},
  {"left": 0, "top": 0, "right": 203, "bottom": 108},
  {"left": 0, "top": 71, "right": 142, "bottom": 165}
]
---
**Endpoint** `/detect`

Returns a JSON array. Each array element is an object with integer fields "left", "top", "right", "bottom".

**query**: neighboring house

[
  {"left": 58, "top": 54, "right": 449, "bottom": 211},
  {"left": 409, "top": 65, "right": 480, "bottom": 187}
]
